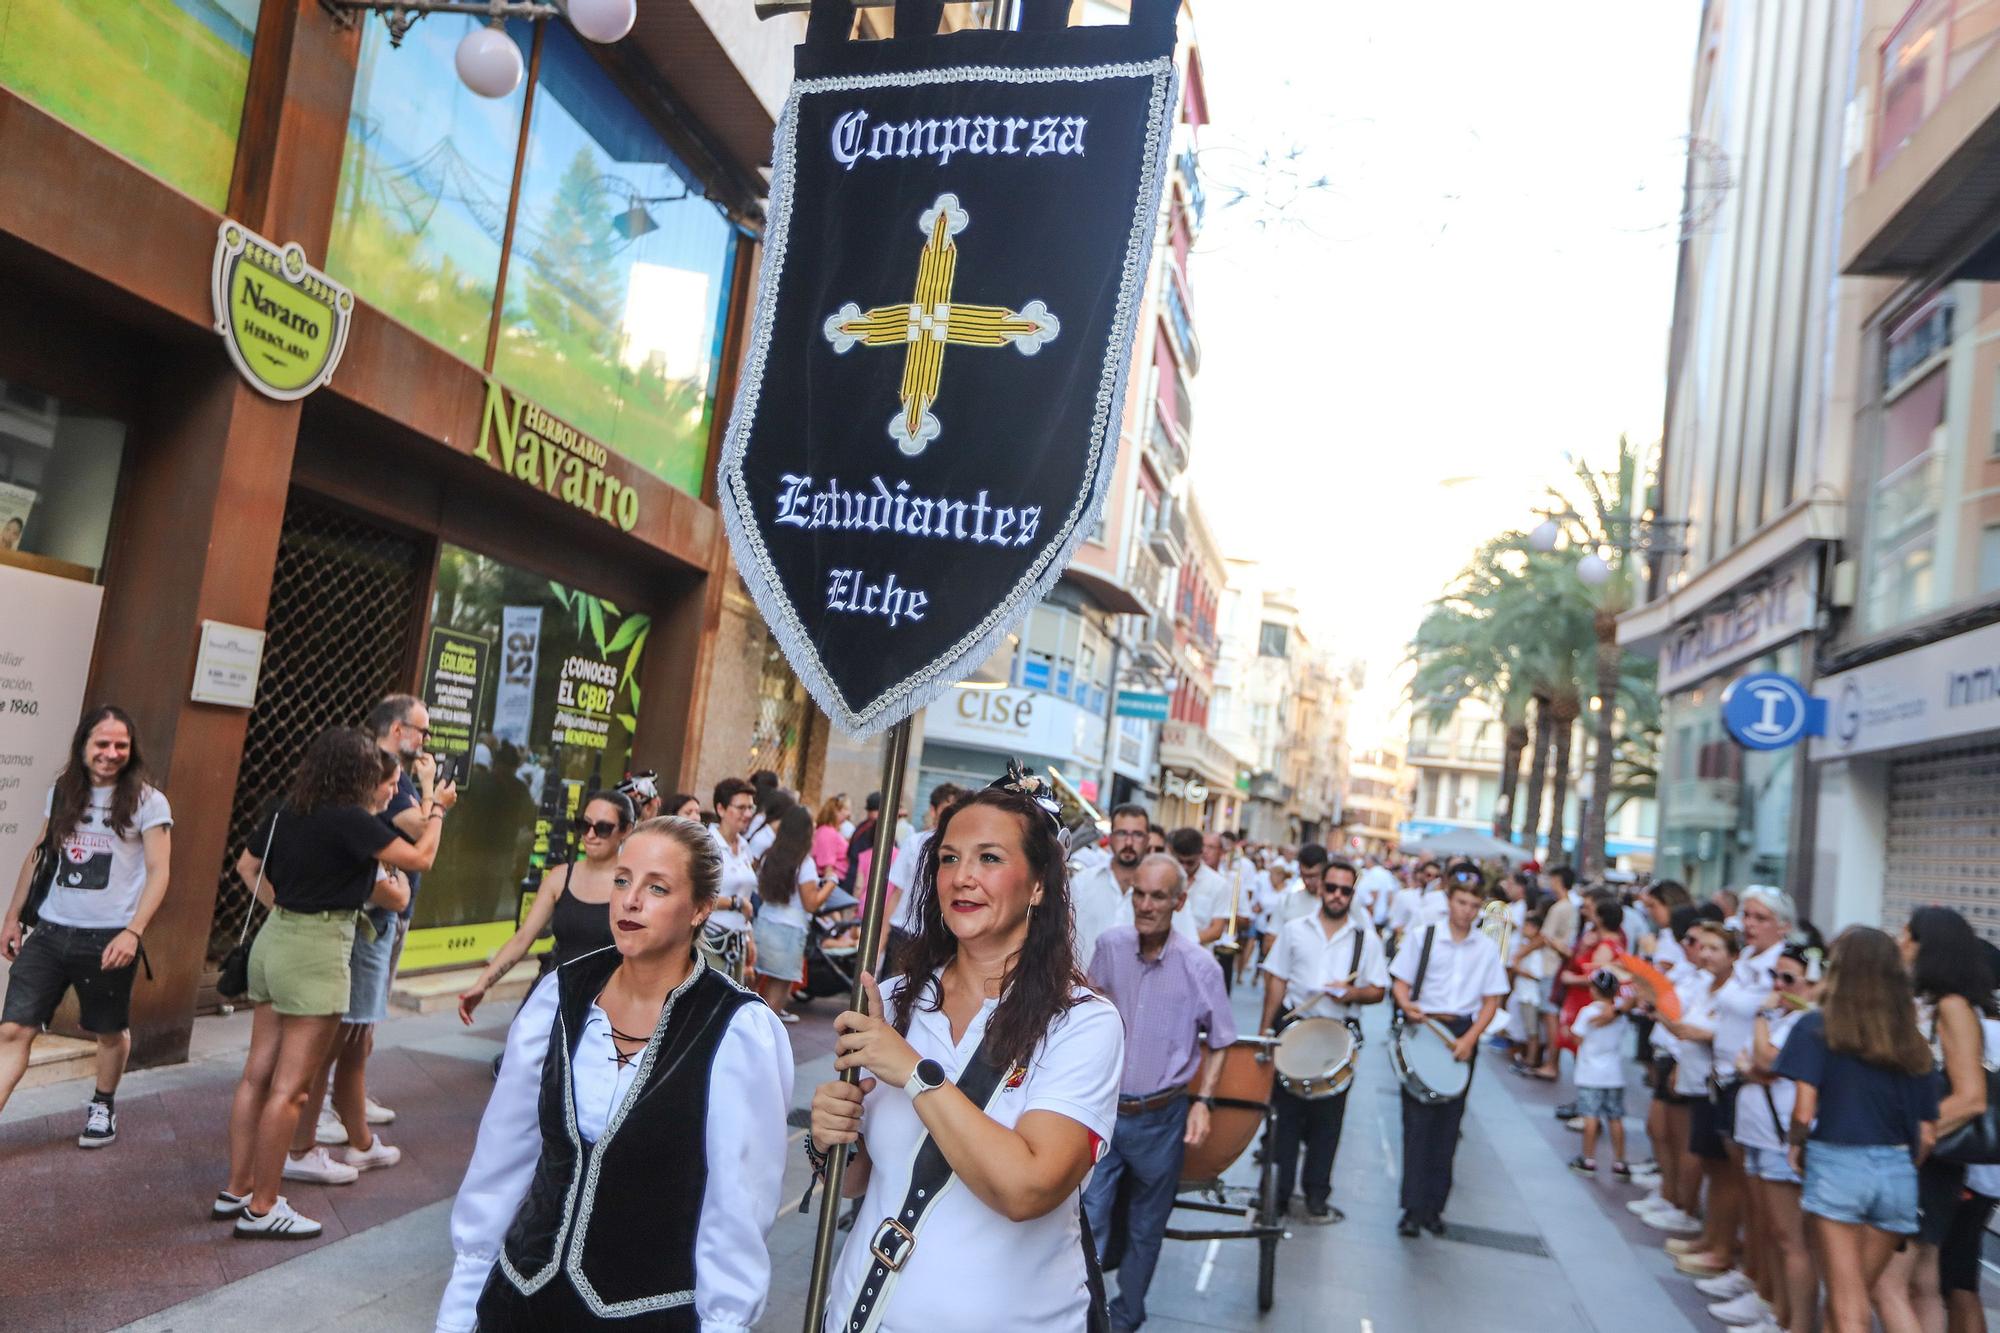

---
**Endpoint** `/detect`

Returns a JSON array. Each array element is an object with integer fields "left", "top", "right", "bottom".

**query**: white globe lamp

[
  {"left": 1528, "top": 519, "right": 1560, "bottom": 552},
  {"left": 456, "top": 23, "right": 524, "bottom": 99},
  {"left": 1576, "top": 551, "right": 1612, "bottom": 586},
  {"left": 567, "top": 0, "right": 639, "bottom": 43}
]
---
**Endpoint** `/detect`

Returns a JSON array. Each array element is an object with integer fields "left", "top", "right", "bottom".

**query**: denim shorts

[
  {"left": 1748, "top": 1145, "right": 1801, "bottom": 1185},
  {"left": 0, "top": 922, "right": 137, "bottom": 1034},
  {"left": 1576, "top": 1085, "right": 1626, "bottom": 1121},
  {"left": 344, "top": 911, "right": 400, "bottom": 1025},
  {"left": 1803, "top": 1141, "right": 1919, "bottom": 1234}
]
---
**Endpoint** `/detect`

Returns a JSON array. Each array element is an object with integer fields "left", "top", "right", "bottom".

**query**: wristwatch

[
  {"left": 1196, "top": 1094, "right": 1216, "bottom": 1109},
  {"left": 903, "top": 1058, "right": 948, "bottom": 1101}
]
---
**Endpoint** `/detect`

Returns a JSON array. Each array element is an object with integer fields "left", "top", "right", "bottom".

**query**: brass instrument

[
  {"left": 1214, "top": 868, "right": 1243, "bottom": 957},
  {"left": 1478, "top": 898, "right": 1513, "bottom": 966}
]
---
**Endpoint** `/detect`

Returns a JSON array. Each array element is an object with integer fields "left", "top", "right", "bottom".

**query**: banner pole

[{"left": 801, "top": 715, "right": 915, "bottom": 1333}]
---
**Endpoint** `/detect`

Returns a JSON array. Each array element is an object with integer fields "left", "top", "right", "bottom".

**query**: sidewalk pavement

[{"left": 3, "top": 979, "right": 1730, "bottom": 1333}]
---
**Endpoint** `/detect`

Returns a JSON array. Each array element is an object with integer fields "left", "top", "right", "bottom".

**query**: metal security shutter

[{"left": 1883, "top": 742, "right": 2000, "bottom": 942}]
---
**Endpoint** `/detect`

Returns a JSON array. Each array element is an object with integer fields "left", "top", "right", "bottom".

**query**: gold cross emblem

[{"left": 823, "top": 193, "right": 1060, "bottom": 457}]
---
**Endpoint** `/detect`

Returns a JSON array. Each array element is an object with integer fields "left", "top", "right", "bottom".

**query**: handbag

[
  {"left": 1931, "top": 1009, "right": 2000, "bottom": 1165},
  {"left": 20, "top": 826, "right": 57, "bottom": 930},
  {"left": 218, "top": 811, "right": 279, "bottom": 1000}
]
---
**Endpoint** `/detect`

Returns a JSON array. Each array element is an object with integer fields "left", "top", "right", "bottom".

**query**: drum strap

[
  {"left": 1409, "top": 926, "right": 1437, "bottom": 1011},
  {"left": 1349, "top": 930, "right": 1365, "bottom": 985}
]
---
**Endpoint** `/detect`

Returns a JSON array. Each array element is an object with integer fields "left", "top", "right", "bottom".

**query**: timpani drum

[{"left": 1179, "top": 1035, "right": 1277, "bottom": 1182}]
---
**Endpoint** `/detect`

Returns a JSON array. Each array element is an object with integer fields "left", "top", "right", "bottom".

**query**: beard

[
  {"left": 1114, "top": 846, "right": 1141, "bottom": 867},
  {"left": 1320, "top": 901, "right": 1349, "bottom": 924}
]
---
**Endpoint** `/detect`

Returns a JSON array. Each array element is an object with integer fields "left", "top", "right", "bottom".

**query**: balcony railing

[
  {"left": 1146, "top": 407, "right": 1189, "bottom": 479},
  {"left": 1178, "top": 147, "right": 1205, "bottom": 226},
  {"left": 1875, "top": 0, "right": 2000, "bottom": 176}
]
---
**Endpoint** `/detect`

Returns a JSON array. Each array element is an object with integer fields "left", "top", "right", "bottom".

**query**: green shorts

[{"left": 246, "top": 908, "right": 357, "bottom": 1017}]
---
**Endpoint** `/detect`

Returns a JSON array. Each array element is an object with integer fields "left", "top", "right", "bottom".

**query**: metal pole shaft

[{"left": 801, "top": 716, "right": 915, "bottom": 1333}]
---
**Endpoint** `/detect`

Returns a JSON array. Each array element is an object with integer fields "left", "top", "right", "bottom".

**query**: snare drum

[
  {"left": 1273, "top": 1018, "right": 1359, "bottom": 1100},
  {"left": 1389, "top": 1019, "right": 1474, "bottom": 1105}
]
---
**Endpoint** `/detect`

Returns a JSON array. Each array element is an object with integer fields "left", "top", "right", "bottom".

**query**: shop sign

[
  {"left": 1658, "top": 555, "right": 1817, "bottom": 696},
  {"left": 211, "top": 221, "right": 353, "bottom": 401},
  {"left": 0, "top": 565, "right": 103, "bottom": 883},
  {"left": 924, "top": 685, "right": 1104, "bottom": 768},
  {"left": 552, "top": 652, "right": 619, "bottom": 751},
  {"left": 190, "top": 620, "right": 266, "bottom": 708},
  {"left": 1812, "top": 618, "right": 2000, "bottom": 759},
  {"left": 1721, "top": 672, "right": 1827, "bottom": 751},
  {"left": 1115, "top": 690, "right": 1170, "bottom": 721},
  {"left": 1162, "top": 772, "right": 1209, "bottom": 805},
  {"left": 492, "top": 606, "right": 542, "bottom": 747},
  {"left": 475, "top": 379, "right": 641, "bottom": 534},
  {"left": 422, "top": 627, "right": 491, "bottom": 764}
]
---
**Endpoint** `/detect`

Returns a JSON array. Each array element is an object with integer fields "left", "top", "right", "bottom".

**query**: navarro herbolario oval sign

[{"left": 211, "top": 220, "right": 354, "bottom": 401}]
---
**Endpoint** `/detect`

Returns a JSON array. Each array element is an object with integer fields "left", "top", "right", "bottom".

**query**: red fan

[{"left": 1611, "top": 952, "right": 1681, "bottom": 1021}]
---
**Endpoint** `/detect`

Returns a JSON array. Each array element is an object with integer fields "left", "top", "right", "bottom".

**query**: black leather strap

[
  {"left": 1410, "top": 926, "right": 1437, "bottom": 1011},
  {"left": 844, "top": 1028, "right": 1011, "bottom": 1332},
  {"left": 1350, "top": 929, "right": 1365, "bottom": 983}
]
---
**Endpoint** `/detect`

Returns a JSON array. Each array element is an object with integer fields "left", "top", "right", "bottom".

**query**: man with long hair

[{"left": 0, "top": 705, "right": 172, "bottom": 1146}]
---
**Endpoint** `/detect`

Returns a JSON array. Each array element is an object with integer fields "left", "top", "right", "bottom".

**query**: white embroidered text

[{"left": 830, "top": 110, "right": 1086, "bottom": 170}]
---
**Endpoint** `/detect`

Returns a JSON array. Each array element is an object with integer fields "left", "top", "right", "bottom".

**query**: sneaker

[
  {"left": 1675, "top": 1253, "right": 1729, "bottom": 1278},
  {"left": 78, "top": 1100, "right": 116, "bottom": 1149},
  {"left": 364, "top": 1097, "right": 395, "bottom": 1126},
  {"left": 1708, "top": 1291, "right": 1771, "bottom": 1325},
  {"left": 282, "top": 1146, "right": 359, "bottom": 1185},
  {"left": 1644, "top": 1207, "right": 1702, "bottom": 1235},
  {"left": 1304, "top": 1203, "right": 1343, "bottom": 1225},
  {"left": 1627, "top": 1158, "right": 1659, "bottom": 1175},
  {"left": 234, "top": 1196, "right": 323, "bottom": 1240},
  {"left": 1627, "top": 1194, "right": 1669, "bottom": 1216},
  {"left": 1696, "top": 1271, "right": 1756, "bottom": 1300},
  {"left": 1568, "top": 1155, "right": 1596, "bottom": 1176},
  {"left": 1566, "top": 1115, "right": 1588, "bottom": 1131},
  {"left": 1612, "top": 1161, "right": 1633, "bottom": 1182},
  {"left": 779, "top": 1011, "right": 800, "bottom": 1025},
  {"left": 315, "top": 1102, "right": 344, "bottom": 1146},
  {"left": 1554, "top": 1102, "right": 1577, "bottom": 1119},
  {"left": 335, "top": 1136, "right": 402, "bottom": 1173},
  {"left": 1664, "top": 1236, "right": 1706, "bottom": 1255},
  {"left": 211, "top": 1188, "right": 251, "bottom": 1219}
]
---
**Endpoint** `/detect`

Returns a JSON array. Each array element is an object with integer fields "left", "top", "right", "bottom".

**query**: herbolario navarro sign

[
  {"left": 211, "top": 221, "right": 353, "bottom": 400},
  {"left": 718, "top": 1, "right": 1181, "bottom": 738},
  {"left": 476, "top": 379, "right": 642, "bottom": 533}
]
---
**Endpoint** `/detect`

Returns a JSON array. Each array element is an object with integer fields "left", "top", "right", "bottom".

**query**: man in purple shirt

[{"left": 1083, "top": 853, "right": 1236, "bottom": 1333}]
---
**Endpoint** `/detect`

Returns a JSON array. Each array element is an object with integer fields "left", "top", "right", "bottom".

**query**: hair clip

[{"left": 987, "top": 758, "right": 1064, "bottom": 830}]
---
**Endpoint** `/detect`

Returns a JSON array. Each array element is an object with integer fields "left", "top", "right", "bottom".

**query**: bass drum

[
  {"left": 1179, "top": 1036, "right": 1276, "bottom": 1182},
  {"left": 1273, "top": 1018, "right": 1358, "bottom": 1100},
  {"left": 1388, "top": 1019, "right": 1473, "bottom": 1105}
]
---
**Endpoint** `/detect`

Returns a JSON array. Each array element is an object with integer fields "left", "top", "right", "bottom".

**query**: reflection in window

[
  {"left": 0, "top": 0, "right": 261, "bottom": 209},
  {"left": 326, "top": 16, "right": 529, "bottom": 363},
  {"left": 0, "top": 381, "right": 126, "bottom": 581},
  {"left": 495, "top": 26, "right": 737, "bottom": 497}
]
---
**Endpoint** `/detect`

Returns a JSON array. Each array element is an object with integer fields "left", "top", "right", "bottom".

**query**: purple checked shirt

[{"left": 1087, "top": 924, "right": 1237, "bottom": 1097}]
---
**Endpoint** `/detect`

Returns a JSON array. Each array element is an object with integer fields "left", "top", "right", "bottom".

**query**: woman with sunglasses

[{"left": 457, "top": 790, "right": 636, "bottom": 1025}]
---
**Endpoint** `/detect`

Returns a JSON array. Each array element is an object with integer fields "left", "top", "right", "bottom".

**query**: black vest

[{"left": 496, "top": 949, "right": 756, "bottom": 1322}]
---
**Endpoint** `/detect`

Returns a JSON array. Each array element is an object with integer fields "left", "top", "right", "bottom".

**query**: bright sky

[{"left": 1187, "top": 1, "right": 1698, "bottom": 746}]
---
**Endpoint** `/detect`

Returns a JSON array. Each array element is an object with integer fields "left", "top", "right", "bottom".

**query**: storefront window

[
  {"left": 326, "top": 16, "right": 529, "bottom": 364},
  {"left": 493, "top": 25, "right": 736, "bottom": 498},
  {"left": 0, "top": 380, "right": 125, "bottom": 580},
  {"left": 1655, "top": 644, "right": 1800, "bottom": 898},
  {"left": 403, "top": 543, "right": 648, "bottom": 970},
  {"left": 0, "top": 0, "right": 260, "bottom": 209}
]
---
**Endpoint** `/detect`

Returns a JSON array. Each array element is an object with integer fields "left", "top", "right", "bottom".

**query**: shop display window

[
  {"left": 492, "top": 25, "right": 736, "bottom": 498},
  {"left": 403, "top": 543, "right": 648, "bottom": 970},
  {"left": 1655, "top": 645, "right": 1799, "bottom": 897},
  {"left": 0, "top": 380, "right": 126, "bottom": 581},
  {"left": 0, "top": 0, "right": 260, "bottom": 209},
  {"left": 326, "top": 15, "right": 530, "bottom": 365}
]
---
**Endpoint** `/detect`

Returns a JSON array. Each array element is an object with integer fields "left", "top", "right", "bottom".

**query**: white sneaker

[
  {"left": 1642, "top": 1206, "right": 1702, "bottom": 1235},
  {"left": 336, "top": 1136, "right": 402, "bottom": 1172},
  {"left": 282, "top": 1146, "right": 359, "bottom": 1185},
  {"left": 1626, "top": 1193, "right": 1667, "bottom": 1215},
  {"left": 364, "top": 1097, "right": 396, "bottom": 1125},
  {"left": 1696, "top": 1270, "right": 1756, "bottom": 1300},
  {"left": 314, "top": 1102, "right": 344, "bottom": 1146},
  {"left": 1566, "top": 1115, "right": 1587, "bottom": 1131},
  {"left": 233, "top": 1195, "right": 322, "bottom": 1239},
  {"left": 1708, "top": 1291, "right": 1771, "bottom": 1325}
]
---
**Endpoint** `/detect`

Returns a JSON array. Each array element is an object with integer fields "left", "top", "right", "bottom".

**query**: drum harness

[{"left": 1279, "top": 929, "right": 1367, "bottom": 1032}]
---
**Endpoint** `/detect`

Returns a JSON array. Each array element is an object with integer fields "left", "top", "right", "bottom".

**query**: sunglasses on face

[
  {"left": 1322, "top": 882, "right": 1355, "bottom": 897},
  {"left": 575, "top": 818, "right": 622, "bottom": 839},
  {"left": 1774, "top": 971, "right": 1805, "bottom": 986}
]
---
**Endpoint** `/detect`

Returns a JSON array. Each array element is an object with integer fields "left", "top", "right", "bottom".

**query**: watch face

[{"left": 916, "top": 1058, "right": 946, "bottom": 1088}]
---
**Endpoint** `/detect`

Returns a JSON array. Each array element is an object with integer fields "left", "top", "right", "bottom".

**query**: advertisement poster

[
  {"left": 552, "top": 651, "right": 618, "bottom": 751},
  {"left": 492, "top": 605, "right": 541, "bottom": 746},
  {"left": 0, "top": 565, "right": 105, "bottom": 892},
  {"left": 422, "top": 627, "right": 491, "bottom": 762}
]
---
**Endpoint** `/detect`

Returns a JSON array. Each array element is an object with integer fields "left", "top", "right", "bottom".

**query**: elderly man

[{"left": 1085, "top": 853, "right": 1235, "bottom": 1333}]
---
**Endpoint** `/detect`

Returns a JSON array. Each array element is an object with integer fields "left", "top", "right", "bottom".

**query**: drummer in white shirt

[
  {"left": 1258, "top": 857, "right": 1389, "bottom": 1224},
  {"left": 1389, "top": 867, "right": 1508, "bottom": 1238},
  {"left": 1389, "top": 858, "right": 1450, "bottom": 948}
]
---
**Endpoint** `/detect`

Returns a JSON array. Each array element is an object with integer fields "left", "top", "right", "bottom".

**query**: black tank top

[{"left": 540, "top": 863, "right": 615, "bottom": 975}]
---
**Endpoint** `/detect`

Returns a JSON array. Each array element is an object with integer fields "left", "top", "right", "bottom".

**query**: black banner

[
  {"left": 719, "top": 2, "right": 1179, "bottom": 737},
  {"left": 422, "top": 627, "right": 491, "bottom": 759}
]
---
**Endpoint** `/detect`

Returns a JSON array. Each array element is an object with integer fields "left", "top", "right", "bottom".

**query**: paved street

[{"left": 0, "top": 979, "right": 1742, "bottom": 1333}]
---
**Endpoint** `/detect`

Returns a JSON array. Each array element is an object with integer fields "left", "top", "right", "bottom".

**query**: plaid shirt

[{"left": 1087, "top": 924, "right": 1236, "bottom": 1097}]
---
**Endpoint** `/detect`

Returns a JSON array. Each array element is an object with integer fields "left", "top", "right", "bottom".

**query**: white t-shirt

[
  {"left": 1390, "top": 886, "right": 1449, "bottom": 937},
  {"left": 1733, "top": 1007, "right": 1806, "bottom": 1151},
  {"left": 886, "top": 829, "right": 933, "bottom": 934},
  {"left": 1673, "top": 980, "right": 1724, "bottom": 1097},
  {"left": 1388, "top": 925, "right": 1509, "bottom": 1018},
  {"left": 1571, "top": 1000, "right": 1627, "bottom": 1090},
  {"left": 1263, "top": 913, "right": 1389, "bottom": 1021},
  {"left": 1187, "top": 864, "right": 1235, "bottom": 933},
  {"left": 709, "top": 828, "right": 756, "bottom": 933},
  {"left": 1714, "top": 941, "right": 1782, "bottom": 1070},
  {"left": 1356, "top": 865, "right": 1399, "bottom": 924},
  {"left": 1069, "top": 861, "right": 1129, "bottom": 970},
  {"left": 759, "top": 855, "right": 820, "bottom": 930},
  {"left": 39, "top": 784, "right": 173, "bottom": 929},
  {"left": 825, "top": 975, "right": 1122, "bottom": 1332},
  {"left": 1653, "top": 932, "right": 1690, "bottom": 982},
  {"left": 1509, "top": 939, "right": 1552, "bottom": 1007}
]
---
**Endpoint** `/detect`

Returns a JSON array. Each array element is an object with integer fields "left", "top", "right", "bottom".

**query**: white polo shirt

[
  {"left": 1390, "top": 885, "right": 1449, "bottom": 937},
  {"left": 709, "top": 827, "right": 755, "bottom": 933},
  {"left": 1263, "top": 912, "right": 1389, "bottom": 1022},
  {"left": 1070, "top": 860, "right": 1130, "bottom": 969},
  {"left": 1388, "top": 924, "right": 1508, "bottom": 1018},
  {"left": 1356, "top": 864, "right": 1399, "bottom": 926},
  {"left": 825, "top": 975, "right": 1122, "bottom": 1332},
  {"left": 885, "top": 828, "right": 933, "bottom": 934},
  {"left": 1713, "top": 940, "right": 1781, "bottom": 1070},
  {"left": 1187, "top": 864, "right": 1235, "bottom": 934}
]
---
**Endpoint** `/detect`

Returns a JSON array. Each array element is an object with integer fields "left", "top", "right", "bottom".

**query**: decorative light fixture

[
  {"left": 1576, "top": 551, "right": 1612, "bottom": 586},
  {"left": 321, "top": 0, "right": 638, "bottom": 98},
  {"left": 1528, "top": 518, "right": 1561, "bottom": 553}
]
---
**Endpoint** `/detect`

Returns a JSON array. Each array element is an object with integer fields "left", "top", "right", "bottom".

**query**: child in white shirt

[
  {"left": 1505, "top": 909, "right": 1554, "bottom": 1069},
  {"left": 1569, "top": 968, "right": 1633, "bottom": 1180}
]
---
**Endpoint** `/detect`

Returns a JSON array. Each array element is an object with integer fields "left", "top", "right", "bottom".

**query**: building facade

[{"left": 1342, "top": 744, "right": 1414, "bottom": 856}]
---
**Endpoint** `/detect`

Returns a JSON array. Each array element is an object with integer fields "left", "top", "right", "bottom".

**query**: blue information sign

[
  {"left": 1720, "top": 672, "right": 1828, "bottom": 751},
  {"left": 1115, "top": 691, "right": 1171, "bottom": 722}
]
